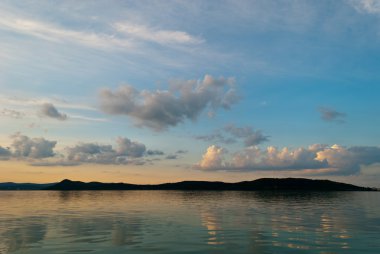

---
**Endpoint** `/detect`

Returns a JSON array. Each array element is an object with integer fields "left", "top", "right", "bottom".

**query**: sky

[{"left": 1, "top": 0, "right": 380, "bottom": 187}]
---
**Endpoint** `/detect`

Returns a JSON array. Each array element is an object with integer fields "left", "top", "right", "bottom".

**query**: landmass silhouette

[
  {"left": 46, "top": 178, "right": 376, "bottom": 191},
  {"left": 1, "top": 178, "right": 376, "bottom": 191}
]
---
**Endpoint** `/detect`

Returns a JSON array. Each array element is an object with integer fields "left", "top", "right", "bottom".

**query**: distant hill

[
  {"left": 43, "top": 178, "right": 376, "bottom": 191},
  {"left": 0, "top": 182, "right": 55, "bottom": 190}
]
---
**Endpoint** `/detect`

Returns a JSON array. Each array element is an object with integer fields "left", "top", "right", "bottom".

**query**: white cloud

[
  {"left": 199, "top": 145, "right": 228, "bottom": 169},
  {"left": 99, "top": 75, "right": 239, "bottom": 131},
  {"left": 0, "top": 12, "right": 202, "bottom": 51},
  {"left": 113, "top": 22, "right": 203, "bottom": 45},
  {"left": 349, "top": 0, "right": 380, "bottom": 14},
  {"left": 197, "top": 144, "right": 380, "bottom": 175},
  {"left": 0, "top": 15, "right": 133, "bottom": 50}
]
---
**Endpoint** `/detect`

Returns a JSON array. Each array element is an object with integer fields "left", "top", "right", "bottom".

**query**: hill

[{"left": 44, "top": 178, "right": 375, "bottom": 191}]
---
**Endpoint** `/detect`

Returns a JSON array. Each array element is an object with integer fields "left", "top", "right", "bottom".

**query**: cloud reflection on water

[{"left": 0, "top": 191, "right": 379, "bottom": 253}]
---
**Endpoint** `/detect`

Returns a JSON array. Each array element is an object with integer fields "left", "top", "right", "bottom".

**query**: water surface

[{"left": 0, "top": 191, "right": 379, "bottom": 253}]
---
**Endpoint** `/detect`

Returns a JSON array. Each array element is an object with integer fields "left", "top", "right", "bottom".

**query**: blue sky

[{"left": 1, "top": 0, "right": 380, "bottom": 186}]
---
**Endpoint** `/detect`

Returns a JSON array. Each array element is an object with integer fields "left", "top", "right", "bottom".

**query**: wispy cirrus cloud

[
  {"left": 0, "top": 12, "right": 202, "bottom": 51},
  {"left": 113, "top": 22, "right": 203, "bottom": 46},
  {"left": 0, "top": 15, "right": 133, "bottom": 50},
  {"left": 0, "top": 96, "right": 107, "bottom": 123},
  {"left": 0, "top": 96, "right": 96, "bottom": 111}
]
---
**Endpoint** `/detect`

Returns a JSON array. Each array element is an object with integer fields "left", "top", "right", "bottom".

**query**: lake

[{"left": 0, "top": 191, "right": 379, "bottom": 253}]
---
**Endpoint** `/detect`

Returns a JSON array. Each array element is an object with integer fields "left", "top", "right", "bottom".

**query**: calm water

[{"left": 0, "top": 191, "right": 379, "bottom": 254}]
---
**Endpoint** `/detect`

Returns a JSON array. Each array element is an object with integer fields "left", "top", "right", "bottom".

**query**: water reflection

[
  {"left": 1, "top": 218, "right": 46, "bottom": 253},
  {"left": 200, "top": 211, "right": 224, "bottom": 245},
  {"left": 111, "top": 218, "right": 142, "bottom": 246},
  {"left": 0, "top": 191, "right": 379, "bottom": 253}
]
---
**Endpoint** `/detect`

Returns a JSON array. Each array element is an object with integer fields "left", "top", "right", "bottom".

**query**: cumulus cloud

[
  {"left": 196, "top": 124, "right": 269, "bottom": 146},
  {"left": 63, "top": 137, "right": 163, "bottom": 165},
  {"left": 0, "top": 133, "right": 162, "bottom": 166},
  {"left": 197, "top": 144, "right": 380, "bottom": 176},
  {"left": 40, "top": 103, "right": 68, "bottom": 121},
  {"left": 10, "top": 133, "right": 56, "bottom": 158},
  {"left": 316, "top": 145, "right": 380, "bottom": 175},
  {"left": 318, "top": 107, "right": 346, "bottom": 123},
  {"left": 65, "top": 143, "right": 117, "bottom": 164},
  {"left": 98, "top": 75, "right": 239, "bottom": 131},
  {"left": 116, "top": 137, "right": 146, "bottom": 157},
  {"left": 199, "top": 145, "right": 228, "bottom": 169}
]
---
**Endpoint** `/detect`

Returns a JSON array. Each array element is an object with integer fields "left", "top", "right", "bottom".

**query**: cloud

[
  {"left": 318, "top": 107, "right": 346, "bottom": 123},
  {"left": 0, "top": 146, "right": 11, "bottom": 158},
  {"left": 0, "top": 15, "right": 133, "bottom": 50},
  {"left": 99, "top": 75, "right": 239, "bottom": 130},
  {"left": 0, "top": 13, "right": 202, "bottom": 51},
  {"left": 66, "top": 143, "right": 121, "bottom": 164},
  {"left": 63, "top": 137, "right": 163, "bottom": 165},
  {"left": 195, "top": 124, "right": 269, "bottom": 146},
  {"left": 316, "top": 145, "right": 380, "bottom": 175},
  {"left": 165, "top": 154, "right": 178, "bottom": 160},
  {"left": 113, "top": 22, "right": 203, "bottom": 45},
  {"left": 197, "top": 144, "right": 380, "bottom": 176},
  {"left": 146, "top": 150, "right": 165, "bottom": 156},
  {"left": 176, "top": 150, "right": 188, "bottom": 154},
  {"left": 0, "top": 108, "right": 24, "bottom": 119},
  {"left": 195, "top": 133, "right": 236, "bottom": 145},
  {"left": 10, "top": 133, "right": 57, "bottom": 159},
  {"left": 224, "top": 124, "right": 270, "bottom": 146},
  {"left": 0, "top": 96, "right": 96, "bottom": 112},
  {"left": 115, "top": 137, "right": 146, "bottom": 157},
  {"left": 0, "top": 133, "right": 161, "bottom": 166},
  {"left": 348, "top": 0, "right": 380, "bottom": 14},
  {"left": 29, "top": 161, "right": 80, "bottom": 167},
  {"left": 199, "top": 145, "right": 228, "bottom": 169},
  {"left": 40, "top": 103, "right": 68, "bottom": 121}
]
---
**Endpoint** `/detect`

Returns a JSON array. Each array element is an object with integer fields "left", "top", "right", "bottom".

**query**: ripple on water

[{"left": 0, "top": 191, "right": 379, "bottom": 254}]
